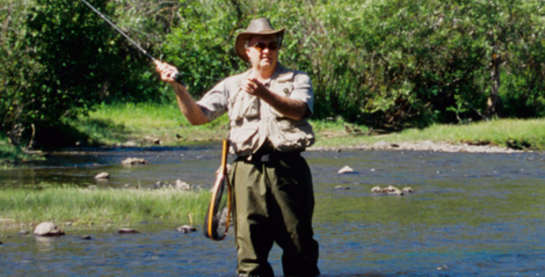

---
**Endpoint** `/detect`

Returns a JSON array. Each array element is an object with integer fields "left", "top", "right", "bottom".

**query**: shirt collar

[{"left": 242, "top": 64, "right": 294, "bottom": 85}]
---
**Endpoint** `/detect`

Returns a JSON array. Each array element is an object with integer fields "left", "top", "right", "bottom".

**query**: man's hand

[
  {"left": 154, "top": 60, "right": 208, "bottom": 125},
  {"left": 242, "top": 78, "right": 268, "bottom": 97},
  {"left": 154, "top": 60, "right": 179, "bottom": 84},
  {"left": 242, "top": 77, "right": 308, "bottom": 121}
]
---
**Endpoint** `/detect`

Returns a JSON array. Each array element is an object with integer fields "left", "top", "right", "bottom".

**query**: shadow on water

[
  {"left": 2, "top": 147, "right": 545, "bottom": 276},
  {"left": 0, "top": 145, "right": 220, "bottom": 189}
]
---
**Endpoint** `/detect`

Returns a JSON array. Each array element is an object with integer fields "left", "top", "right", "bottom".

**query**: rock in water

[
  {"left": 118, "top": 228, "right": 139, "bottom": 234},
  {"left": 337, "top": 165, "right": 355, "bottom": 174},
  {"left": 33, "top": 222, "right": 65, "bottom": 237},
  {"left": 371, "top": 185, "right": 413, "bottom": 196},
  {"left": 387, "top": 188, "right": 404, "bottom": 196},
  {"left": 176, "top": 225, "right": 197, "bottom": 233},
  {"left": 383, "top": 185, "right": 403, "bottom": 195},
  {"left": 402, "top": 186, "right": 414, "bottom": 193},
  {"left": 94, "top": 172, "right": 110, "bottom": 180},
  {"left": 121, "top": 158, "right": 147, "bottom": 166},
  {"left": 334, "top": 185, "right": 350, "bottom": 190},
  {"left": 370, "top": 186, "right": 382, "bottom": 193}
]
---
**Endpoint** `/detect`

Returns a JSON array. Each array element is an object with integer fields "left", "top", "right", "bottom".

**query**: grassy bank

[
  {"left": 3, "top": 102, "right": 545, "bottom": 164},
  {"left": 70, "top": 102, "right": 545, "bottom": 151},
  {"left": 0, "top": 187, "right": 210, "bottom": 232},
  {"left": 67, "top": 102, "right": 229, "bottom": 146},
  {"left": 314, "top": 118, "right": 545, "bottom": 150}
]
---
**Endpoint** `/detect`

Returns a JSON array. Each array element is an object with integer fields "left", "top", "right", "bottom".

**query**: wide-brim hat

[{"left": 235, "top": 18, "right": 285, "bottom": 62}]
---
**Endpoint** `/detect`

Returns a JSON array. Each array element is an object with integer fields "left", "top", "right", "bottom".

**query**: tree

[{"left": 1, "top": 0, "right": 162, "bottom": 146}]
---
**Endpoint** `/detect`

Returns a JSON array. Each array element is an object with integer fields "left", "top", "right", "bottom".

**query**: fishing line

[
  {"left": 80, "top": 0, "right": 226, "bottom": 85},
  {"left": 79, "top": 0, "right": 156, "bottom": 61}
]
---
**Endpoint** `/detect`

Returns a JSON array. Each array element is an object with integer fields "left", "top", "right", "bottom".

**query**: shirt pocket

[
  {"left": 269, "top": 83, "right": 294, "bottom": 118},
  {"left": 229, "top": 90, "right": 260, "bottom": 125},
  {"left": 275, "top": 83, "right": 294, "bottom": 97},
  {"left": 272, "top": 118, "right": 315, "bottom": 151}
]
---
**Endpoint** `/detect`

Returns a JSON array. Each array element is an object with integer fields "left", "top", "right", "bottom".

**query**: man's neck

[{"left": 252, "top": 64, "right": 276, "bottom": 81}]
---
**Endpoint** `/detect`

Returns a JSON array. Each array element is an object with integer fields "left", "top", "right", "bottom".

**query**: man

[{"left": 156, "top": 17, "right": 320, "bottom": 277}]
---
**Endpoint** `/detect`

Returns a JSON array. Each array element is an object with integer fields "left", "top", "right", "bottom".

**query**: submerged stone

[
  {"left": 402, "top": 186, "right": 414, "bottom": 193},
  {"left": 334, "top": 185, "right": 350, "bottom": 190},
  {"left": 34, "top": 222, "right": 65, "bottom": 237},
  {"left": 387, "top": 188, "right": 404, "bottom": 196},
  {"left": 371, "top": 185, "right": 414, "bottom": 196},
  {"left": 118, "top": 228, "right": 139, "bottom": 234},
  {"left": 94, "top": 172, "right": 110, "bottom": 180},
  {"left": 176, "top": 225, "right": 197, "bottom": 233},
  {"left": 337, "top": 165, "right": 356, "bottom": 174},
  {"left": 121, "top": 158, "right": 147, "bottom": 166},
  {"left": 370, "top": 186, "right": 382, "bottom": 193}
]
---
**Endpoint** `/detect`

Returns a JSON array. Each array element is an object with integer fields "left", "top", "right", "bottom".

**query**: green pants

[{"left": 231, "top": 152, "right": 320, "bottom": 277}]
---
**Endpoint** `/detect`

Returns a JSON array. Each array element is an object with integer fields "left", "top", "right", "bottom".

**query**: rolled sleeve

[
  {"left": 290, "top": 72, "right": 314, "bottom": 116},
  {"left": 196, "top": 80, "right": 229, "bottom": 121}
]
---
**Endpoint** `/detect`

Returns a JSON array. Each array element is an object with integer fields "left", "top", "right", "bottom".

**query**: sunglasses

[{"left": 251, "top": 41, "right": 279, "bottom": 51}]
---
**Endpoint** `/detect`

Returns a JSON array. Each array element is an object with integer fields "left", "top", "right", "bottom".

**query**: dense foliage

[
  {"left": 0, "top": 0, "right": 154, "bottom": 146},
  {"left": 1, "top": 0, "right": 544, "bottom": 147}
]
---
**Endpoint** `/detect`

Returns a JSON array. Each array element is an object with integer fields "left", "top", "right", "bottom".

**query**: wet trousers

[{"left": 231, "top": 152, "right": 320, "bottom": 277}]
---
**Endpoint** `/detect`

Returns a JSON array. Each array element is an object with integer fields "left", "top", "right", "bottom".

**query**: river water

[{"left": 1, "top": 146, "right": 545, "bottom": 276}]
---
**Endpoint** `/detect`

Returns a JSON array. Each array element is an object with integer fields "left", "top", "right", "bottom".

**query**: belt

[
  {"left": 244, "top": 151, "right": 301, "bottom": 163},
  {"left": 238, "top": 143, "right": 301, "bottom": 163}
]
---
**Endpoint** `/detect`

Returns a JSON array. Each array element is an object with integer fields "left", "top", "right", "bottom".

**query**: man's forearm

[
  {"left": 172, "top": 83, "right": 209, "bottom": 125},
  {"left": 155, "top": 60, "right": 209, "bottom": 125},
  {"left": 243, "top": 77, "right": 309, "bottom": 121},
  {"left": 259, "top": 90, "right": 308, "bottom": 121}
]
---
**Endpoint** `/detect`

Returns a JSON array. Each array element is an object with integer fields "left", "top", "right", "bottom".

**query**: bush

[{"left": 0, "top": 0, "right": 164, "bottom": 146}]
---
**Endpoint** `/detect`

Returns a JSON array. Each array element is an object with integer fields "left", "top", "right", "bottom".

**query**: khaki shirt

[{"left": 197, "top": 64, "right": 315, "bottom": 156}]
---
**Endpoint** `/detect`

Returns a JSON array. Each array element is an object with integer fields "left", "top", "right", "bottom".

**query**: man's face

[{"left": 246, "top": 35, "right": 279, "bottom": 71}]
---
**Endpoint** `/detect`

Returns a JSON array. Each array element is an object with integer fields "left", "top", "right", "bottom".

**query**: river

[{"left": 1, "top": 146, "right": 544, "bottom": 276}]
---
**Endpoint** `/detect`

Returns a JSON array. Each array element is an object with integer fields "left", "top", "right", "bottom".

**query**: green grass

[
  {"left": 0, "top": 186, "right": 211, "bottom": 232},
  {"left": 310, "top": 118, "right": 545, "bottom": 150},
  {"left": 395, "top": 119, "right": 545, "bottom": 149},
  {"left": 67, "top": 102, "right": 229, "bottom": 146},
  {"left": 68, "top": 102, "right": 545, "bottom": 151}
]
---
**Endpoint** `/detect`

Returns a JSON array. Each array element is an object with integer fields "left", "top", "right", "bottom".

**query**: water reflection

[{"left": 34, "top": 236, "right": 57, "bottom": 253}]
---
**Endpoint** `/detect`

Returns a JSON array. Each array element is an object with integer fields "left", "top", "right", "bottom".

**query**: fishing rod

[
  {"left": 79, "top": 0, "right": 156, "bottom": 61},
  {"left": 80, "top": 0, "right": 190, "bottom": 84},
  {"left": 82, "top": 1, "right": 232, "bottom": 240}
]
